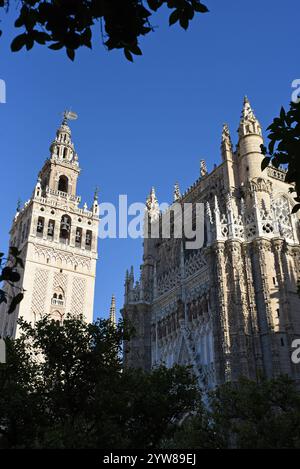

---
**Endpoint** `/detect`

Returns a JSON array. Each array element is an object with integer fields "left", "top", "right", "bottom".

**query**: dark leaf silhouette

[
  {"left": 8, "top": 293, "right": 24, "bottom": 314},
  {"left": 0, "top": 0, "right": 208, "bottom": 61},
  {"left": 262, "top": 100, "right": 300, "bottom": 213}
]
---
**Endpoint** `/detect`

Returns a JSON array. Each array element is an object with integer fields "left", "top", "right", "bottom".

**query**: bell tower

[{"left": 0, "top": 112, "right": 100, "bottom": 338}]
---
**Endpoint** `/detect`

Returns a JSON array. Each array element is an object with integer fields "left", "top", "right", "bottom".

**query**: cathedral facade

[
  {"left": 0, "top": 115, "right": 99, "bottom": 338},
  {"left": 122, "top": 98, "right": 300, "bottom": 390}
]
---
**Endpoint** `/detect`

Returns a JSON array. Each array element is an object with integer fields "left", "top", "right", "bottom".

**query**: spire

[
  {"left": 238, "top": 96, "right": 262, "bottom": 138},
  {"left": 109, "top": 294, "right": 117, "bottom": 327},
  {"left": 49, "top": 111, "right": 79, "bottom": 165},
  {"left": 221, "top": 123, "right": 233, "bottom": 161},
  {"left": 206, "top": 201, "right": 213, "bottom": 224},
  {"left": 92, "top": 186, "right": 100, "bottom": 215},
  {"left": 94, "top": 186, "right": 99, "bottom": 201},
  {"left": 173, "top": 182, "right": 181, "bottom": 202},
  {"left": 146, "top": 187, "right": 160, "bottom": 222},
  {"left": 129, "top": 266, "right": 134, "bottom": 284}
]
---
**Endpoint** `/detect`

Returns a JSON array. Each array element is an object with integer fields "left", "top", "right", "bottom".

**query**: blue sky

[{"left": 0, "top": 0, "right": 299, "bottom": 320}]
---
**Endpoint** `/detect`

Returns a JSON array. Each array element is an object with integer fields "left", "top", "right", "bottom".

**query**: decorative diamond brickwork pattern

[
  {"left": 31, "top": 268, "right": 49, "bottom": 318},
  {"left": 71, "top": 277, "right": 86, "bottom": 316}
]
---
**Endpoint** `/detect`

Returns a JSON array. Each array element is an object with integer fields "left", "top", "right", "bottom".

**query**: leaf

[
  {"left": 268, "top": 139, "right": 276, "bottom": 155},
  {"left": 260, "top": 144, "right": 267, "bottom": 155},
  {"left": 14, "top": 16, "right": 24, "bottom": 28},
  {"left": 292, "top": 204, "right": 300, "bottom": 214},
  {"left": 261, "top": 157, "right": 271, "bottom": 171},
  {"left": 179, "top": 15, "right": 189, "bottom": 30},
  {"left": 8, "top": 293, "right": 24, "bottom": 314},
  {"left": 147, "top": 0, "right": 162, "bottom": 11},
  {"left": 33, "top": 31, "right": 50, "bottom": 45},
  {"left": 26, "top": 36, "right": 34, "bottom": 51},
  {"left": 193, "top": 1, "right": 209, "bottom": 13},
  {"left": 280, "top": 106, "right": 286, "bottom": 121},
  {"left": 0, "top": 267, "right": 20, "bottom": 283},
  {"left": 11, "top": 33, "right": 27, "bottom": 52},
  {"left": 66, "top": 48, "right": 75, "bottom": 61},
  {"left": 124, "top": 48, "right": 133, "bottom": 62},
  {"left": 169, "top": 9, "right": 179, "bottom": 26},
  {"left": 10, "top": 247, "right": 21, "bottom": 257},
  {"left": 16, "top": 257, "right": 24, "bottom": 269},
  {"left": 49, "top": 42, "right": 63, "bottom": 50},
  {"left": 130, "top": 44, "right": 142, "bottom": 56}
]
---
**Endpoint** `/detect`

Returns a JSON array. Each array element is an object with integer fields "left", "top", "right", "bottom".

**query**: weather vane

[{"left": 62, "top": 109, "right": 78, "bottom": 124}]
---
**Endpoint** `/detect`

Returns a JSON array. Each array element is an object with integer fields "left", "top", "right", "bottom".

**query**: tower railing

[{"left": 46, "top": 187, "right": 81, "bottom": 204}]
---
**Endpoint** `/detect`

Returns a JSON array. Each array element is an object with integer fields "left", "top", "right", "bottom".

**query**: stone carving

[
  {"left": 71, "top": 277, "right": 86, "bottom": 316},
  {"left": 272, "top": 197, "right": 294, "bottom": 241},
  {"left": 31, "top": 268, "right": 49, "bottom": 318}
]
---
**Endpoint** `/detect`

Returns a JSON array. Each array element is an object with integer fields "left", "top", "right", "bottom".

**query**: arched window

[
  {"left": 60, "top": 215, "right": 71, "bottom": 244},
  {"left": 51, "top": 288, "right": 65, "bottom": 306},
  {"left": 75, "top": 227, "right": 82, "bottom": 247},
  {"left": 36, "top": 217, "right": 44, "bottom": 237},
  {"left": 85, "top": 230, "right": 92, "bottom": 250},
  {"left": 63, "top": 147, "right": 68, "bottom": 159},
  {"left": 58, "top": 175, "right": 69, "bottom": 193},
  {"left": 47, "top": 219, "right": 55, "bottom": 240}
]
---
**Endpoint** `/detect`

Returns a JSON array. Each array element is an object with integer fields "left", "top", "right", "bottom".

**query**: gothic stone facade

[
  {"left": 122, "top": 98, "right": 300, "bottom": 390},
  {"left": 0, "top": 117, "right": 99, "bottom": 338}
]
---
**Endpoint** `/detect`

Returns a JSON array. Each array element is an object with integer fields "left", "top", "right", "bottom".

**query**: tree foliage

[
  {"left": 0, "top": 0, "right": 209, "bottom": 61},
  {"left": 0, "top": 246, "right": 24, "bottom": 319},
  {"left": 167, "top": 376, "right": 300, "bottom": 449},
  {"left": 0, "top": 315, "right": 200, "bottom": 448},
  {"left": 261, "top": 100, "right": 300, "bottom": 213}
]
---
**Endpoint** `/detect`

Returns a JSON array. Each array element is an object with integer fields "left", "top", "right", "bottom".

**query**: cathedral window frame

[
  {"left": 58, "top": 175, "right": 69, "bottom": 194},
  {"left": 36, "top": 216, "right": 45, "bottom": 237},
  {"left": 59, "top": 214, "right": 72, "bottom": 245},
  {"left": 85, "top": 229, "right": 92, "bottom": 250}
]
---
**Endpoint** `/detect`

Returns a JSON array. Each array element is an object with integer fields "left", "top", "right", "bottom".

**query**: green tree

[
  {"left": 167, "top": 375, "right": 300, "bottom": 449},
  {"left": 0, "top": 314, "right": 200, "bottom": 448},
  {"left": 1, "top": 0, "right": 209, "bottom": 61},
  {"left": 261, "top": 100, "right": 300, "bottom": 213}
]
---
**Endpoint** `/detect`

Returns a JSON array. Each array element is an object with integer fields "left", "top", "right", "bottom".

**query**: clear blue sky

[{"left": 0, "top": 0, "right": 299, "bottom": 321}]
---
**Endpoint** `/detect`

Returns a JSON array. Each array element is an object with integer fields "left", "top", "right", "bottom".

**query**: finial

[
  {"left": 226, "top": 192, "right": 232, "bottom": 211},
  {"left": 62, "top": 110, "right": 78, "bottom": 125},
  {"left": 221, "top": 123, "right": 233, "bottom": 160},
  {"left": 16, "top": 198, "right": 21, "bottom": 213},
  {"left": 109, "top": 294, "right": 117, "bottom": 327},
  {"left": 146, "top": 187, "right": 160, "bottom": 222},
  {"left": 94, "top": 186, "right": 99, "bottom": 201},
  {"left": 173, "top": 182, "right": 181, "bottom": 202},
  {"left": 222, "top": 123, "right": 233, "bottom": 146},
  {"left": 214, "top": 194, "right": 220, "bottom": 213},
  {"left": 200, "top": 159, "right": 208, "bottom": 178},
  {"left": 239, "top": 96, "right": 262, "bottom": 138},
  {"left": 206, "top": 201, "right": 213, "bottom": 224}
]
